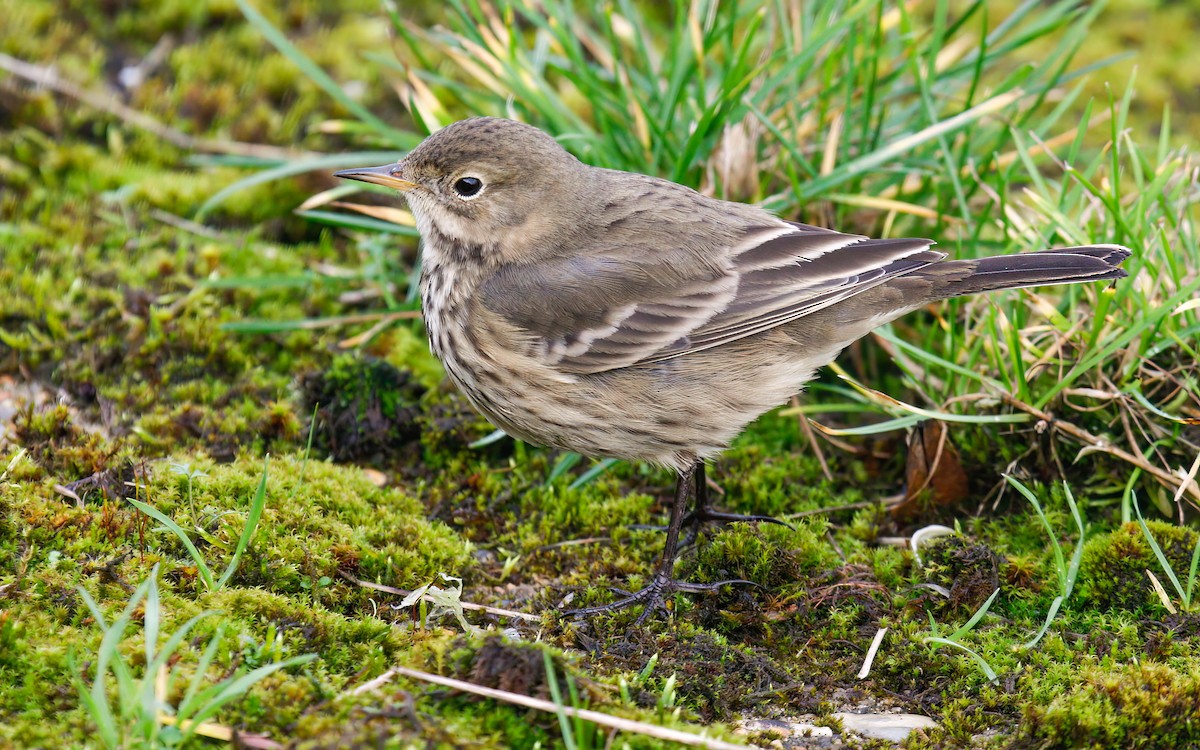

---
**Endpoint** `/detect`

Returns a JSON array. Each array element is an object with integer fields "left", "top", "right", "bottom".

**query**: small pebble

[{"left": 833, "top": 712, "right": 938, "bottom": 743}]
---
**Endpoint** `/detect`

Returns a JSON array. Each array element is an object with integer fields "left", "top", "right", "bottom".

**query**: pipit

[{"left": 336, "top": 117, "right": 1129, "bottom": 619}]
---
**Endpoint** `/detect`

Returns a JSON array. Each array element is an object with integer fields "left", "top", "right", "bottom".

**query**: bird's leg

[
  {"left": 675, "top": 464, "right": 794, "bottom": 547},
  {"left": 627, "top": 463, "right": 794, "bottom": 543},
  {"left": 566, "top": 461, "right": 754, "bottom": 622}
]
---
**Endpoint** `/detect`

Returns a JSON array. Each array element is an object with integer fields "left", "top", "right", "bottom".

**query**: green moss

[
  {"left": 12, "top": 403, "right": 128, "bottom": 483},
  {"left": 692, "top": 518, "right": 837, "bottom": 590},
  {"left": 1075, "top": 521, "right": 1199, "bottom": 616},
  {"left": 716, "top": 411, "right": 863, "bottom": 519},
  {"left": 4, "top": 0, "right": 1200, "bottom": 746},
  {"left": 1015, "top": 662, "right": 1200, "bottom": 748},
  {"left": 0, "top": 448, "right": 475, "bottom": 747},
  {"left": 300, "top": 353, "right": 428, "bottom": 463},
  {"left": 381, "top": 324, "right": 446, "bottom": 389},
  {"left": 177, "top": 455, "right": 472, "bottom": 593},
  {"left": 920, "top": 535, "right": 1003, "bottom": 616}
]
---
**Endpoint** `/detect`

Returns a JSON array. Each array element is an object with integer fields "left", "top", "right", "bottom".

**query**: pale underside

[{"left": 426, "top": 218, "right": 943, "bottom": 472}]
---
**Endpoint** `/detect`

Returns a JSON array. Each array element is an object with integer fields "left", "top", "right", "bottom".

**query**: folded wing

[{"left": 479, "top": 221, "right": 942, "bottom": 374}]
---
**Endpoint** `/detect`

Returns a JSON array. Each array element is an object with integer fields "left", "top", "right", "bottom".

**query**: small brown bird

[{"left": 336, "top": 117, "right": 1129, "bottom": 618}]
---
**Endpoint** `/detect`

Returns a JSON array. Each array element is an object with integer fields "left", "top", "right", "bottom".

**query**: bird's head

[{"left": 335, "top": 117, "right": 592, "bottom": 263}]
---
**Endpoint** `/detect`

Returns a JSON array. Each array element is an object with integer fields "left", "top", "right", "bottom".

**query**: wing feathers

[
  {"left": 480, "top": 221, "right": 941, "bottom": 374},
  {"left": 644, "top": 232, "right": 941, "bottom": 361}
]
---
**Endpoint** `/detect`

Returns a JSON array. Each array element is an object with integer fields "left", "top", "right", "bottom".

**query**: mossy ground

[{"left": 3, "top": 2, "right": 1200, "bottom": 749}]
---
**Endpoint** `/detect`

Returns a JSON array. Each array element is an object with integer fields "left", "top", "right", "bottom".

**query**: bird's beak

[{"left": 333, "top": 163, "right": 419, "bottom": 192}]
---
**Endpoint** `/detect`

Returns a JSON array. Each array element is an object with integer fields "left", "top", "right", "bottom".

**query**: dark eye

[{"left": 453, "top": 176, "right": 483, "bottom": 197}]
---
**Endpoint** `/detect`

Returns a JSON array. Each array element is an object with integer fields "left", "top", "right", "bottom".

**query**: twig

[
  {"left": 348, "top": 668, "right": 404, "bottom": 697},
  {"left": 536, "top": 537, "right": 612, "bottom": 551},
  {"left": 857, "top": 627, "right": 888, "bottom": 679},
  {"left": 1000, "top": 394, "right": 1200, "bottom": 505},
  {"left": 1022, "top": 316, "right": 1087, "bottom": 382},
  {"left": 337, "top": 570, "right": 541, "bottom": 622},
  {"left": 336, "top": 311, "right": 420, "bottom": 348},
  {"left": 825, "top": 530, "right": 846, "bottom": 562},
  {"left": 791, "top": 396, "right": 833, "bottom": 482},
  {"left": 1173, "top": 452, "right": 1200, "bottom": 524},
  {"left": 0, "top": 52, "right": 315, "bottom": 161},
  {"left": 358, "top": 666, "right": 750, "bottom": 750}
]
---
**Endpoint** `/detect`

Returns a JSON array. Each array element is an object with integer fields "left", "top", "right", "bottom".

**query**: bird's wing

[
  {"left": 477, "top": 247, "right": 739, "bottom": 374},
  {"left": 646, "top": 222, "right": 943, "bottom": 362},
  {"left": 478, "top": 221, "right": 942, "bottom": 375}
]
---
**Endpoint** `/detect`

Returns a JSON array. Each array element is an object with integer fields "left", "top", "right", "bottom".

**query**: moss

[
  {"left": 0, "top": 136, "right": 357, "bottom": 461},
  {"left": 716, "top": 411, "right": 865, "bottom": 520},
  {"left": 691, "top": 518, "right": 838, "bottom": 595},
  {"left": 449, "top": 635, "right": 575, "bottom": 699},
  {"left": 181, "top": 455, "right": 473, "bottom": 593},
  {"left": 1014, "top": 662, "right": 1200, "bottom": 749},
  {"left": 12, "top": 403, "right": 129, "bottom": 484},
  {"left": 376, "top": 324, "right": 445, "bottom": 390},
  {"left": 919, "top": 535, "right": 1003, "bottom": 616},
  {"left": 289, "top": 695, "right": 444, "bottom": 750},
  {"left": 414, "top": 386, "right": 499, "bottom": 470},
  {"left": 0, "top": 449, "right": 473, "bottom": 746},
  {"left": 300, "top": 353, "right": 428, "bottom": 463},
  {"left": 1075, "top": 521, "right": 1199, "bottom": 616},
  {"left": 5, "top": 449, "right": 473, "bottom": 602}
]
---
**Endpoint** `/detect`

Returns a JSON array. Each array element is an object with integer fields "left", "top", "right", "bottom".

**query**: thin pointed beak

[{"left": 333, "top": 164, "right": 419, "bottom": 192}]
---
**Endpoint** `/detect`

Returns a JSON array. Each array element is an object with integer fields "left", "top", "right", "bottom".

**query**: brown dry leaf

[{"left": 892, "top": 420, "right": 969, "bottom": 523}]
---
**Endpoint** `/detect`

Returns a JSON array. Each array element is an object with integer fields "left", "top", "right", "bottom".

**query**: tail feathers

[{"left": 928, "top": 244, "right": 1131, "bottom": 297}]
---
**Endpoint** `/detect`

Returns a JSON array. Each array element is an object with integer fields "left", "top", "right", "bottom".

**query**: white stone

[{"left": 834, "top": 712, "right": 938, "bottom": 743}]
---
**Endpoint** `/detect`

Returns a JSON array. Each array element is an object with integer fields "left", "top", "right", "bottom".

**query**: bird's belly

[
  {"left": 424, "top": 283, "right": 840, "bottom": 471},
  {"left": 430, "top": 338, "right": 710, "bottom": 469},
  {"left": 432, "top": 339, "right": 823, "bottom": 473}
]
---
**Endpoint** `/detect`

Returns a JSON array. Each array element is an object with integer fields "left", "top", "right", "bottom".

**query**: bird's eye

[{"left": 453, "top": 176, "right": 483, "bottom": 198}]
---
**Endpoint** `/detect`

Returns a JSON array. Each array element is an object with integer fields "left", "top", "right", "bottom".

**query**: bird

[{"left": 335, "top": 116, "right": 1130, "bottom": 620}]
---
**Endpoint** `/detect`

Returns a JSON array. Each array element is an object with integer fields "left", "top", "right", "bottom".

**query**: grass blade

[
  {"left": 126, "top": 497, "right": 215, "bottom": 590},
  {"left": 924, "top": 637, "right": 998, "bottom": 682},
  {"left": 215, "top": 455, "right": 270, "bottom": 590},
  {"left": 233, "top": 0, "right": 401, "bottom": 138},
  {"left": 197, "top": 152, "right": 403, "bottom": 217},
  {"left": 1133, "top": 493, "right": 1187, "bottom": 604},
  {"left": 569, "top": 458, "right": 621, "bottom": 490},
  {"left": 948, "top": 588, "right": 1000, "bottom": 642}
]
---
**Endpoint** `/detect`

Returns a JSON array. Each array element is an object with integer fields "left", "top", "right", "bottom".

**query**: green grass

[
  {"left": 71, "top": 564, "right": 316, "bottom": 749},
  {"left": 215, "top": 0, "right": 1198, "bottom": 502},
  {"left": 2, "top": 0, "right": 1200, "bottom": 747},
  {"left": 1005, "top": 477, "right": 1086, "bottom": 648}
]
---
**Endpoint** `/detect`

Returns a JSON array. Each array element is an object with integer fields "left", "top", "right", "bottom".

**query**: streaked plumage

[{"left": 336, "top": 117, "right": 1130, "bottom": 617}]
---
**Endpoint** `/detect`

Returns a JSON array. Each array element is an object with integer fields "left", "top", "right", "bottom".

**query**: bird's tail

[{"left": 923, "top": 245, "right": 1131, "bottom": 297}]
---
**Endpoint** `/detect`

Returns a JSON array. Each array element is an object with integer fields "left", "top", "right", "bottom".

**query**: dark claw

[
  {"left": 677, "top": 509, "right": 794, "bottom": 548},
  {"left": 628, "top": 509, "right": 794, "bottom": 540},
  {"left": 565, "top": 574, "right": 756, "bottom": 624},
  {"left": 633, "top": 511, "right": 792, "bottom": 535},
  {"left": 562, "top": 461, "right": 769, "bottom": 623},
  {"left": 672, "top": 578, "right": 757, "bottom": 592},
  {"left": 682, "top": 508, "right": 795, "bottom": 530}
]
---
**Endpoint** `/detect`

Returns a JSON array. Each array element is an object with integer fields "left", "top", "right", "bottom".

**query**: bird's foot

[
  {"left": 565, "top": 573, "right": 756, "bottom": 625},
  {"left": 629, "top": 509, "right": 792, "bottom": 539},
  {"left": 678, "top": 507, "right": 795, "bottom": 548},
  {"left": 682, "top": 507, "right": 795, "bottom": 530}
]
